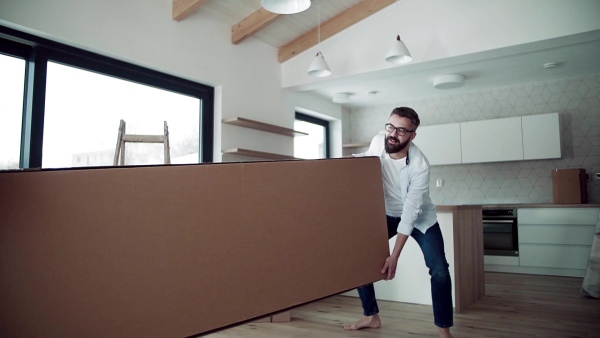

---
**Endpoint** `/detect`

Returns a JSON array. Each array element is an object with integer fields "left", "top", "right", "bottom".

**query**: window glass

[
  {"left": 0, "top": 54, "right": 25, "bottom": 169},
  {"left": 294, "top": 120, "right": 326, "bottom": 159},
  {"left": 43, "top": 62, "right": 201, "bottom": 168}
]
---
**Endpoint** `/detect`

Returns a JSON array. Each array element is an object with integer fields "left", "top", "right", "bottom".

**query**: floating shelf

[
  {"left": 342, "top": 142, "right": 370, "bottom": 148},
  {"left": 222, "top": 148, "right": 297, "bottom": 160},
  {"left": 222, "top": 117, "right": 308, "bottom": 137}
]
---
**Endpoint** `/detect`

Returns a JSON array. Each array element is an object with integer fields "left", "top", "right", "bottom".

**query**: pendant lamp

[
  {"left": 307, "top": 0, "right": 331, "bottom": 77},
  {"left": 385, "top": 0, "right": 412, "bottom": 64},
  {"left": 261, "top": 0, "right": 311, "bottom": 14},
  {"left": 308, "top": 52, "right": 331, "bottom": 77},
  {"left": 385, "top": 35, "right": 412, "bottom": 64}
]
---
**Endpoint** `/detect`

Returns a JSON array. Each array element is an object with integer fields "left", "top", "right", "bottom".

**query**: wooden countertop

[{"left": 437, "top": 204, "right": 600, "bottom": 211}]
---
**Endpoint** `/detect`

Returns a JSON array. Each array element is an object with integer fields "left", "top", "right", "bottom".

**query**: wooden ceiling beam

[
  {"left": 278, "top": 0, "right": 396, "bottom": 63},
  {"left": 232, "top": 8, "right": 282, "bottom": 45},
  {"left": 172, "top": 0, "right": 210, "bottom": 21}
]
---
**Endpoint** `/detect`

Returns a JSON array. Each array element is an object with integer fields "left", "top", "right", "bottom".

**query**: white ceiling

[
  {"left": 297, "top": 29, "right": 600, "bottom": 108},
  {"left": 194, "top": 0, "right": 600, "bottom": 109}
]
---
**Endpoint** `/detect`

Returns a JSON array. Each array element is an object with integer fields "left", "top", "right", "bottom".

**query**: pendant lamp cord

[
  {"left": 396, "top": 0, "right": 400, "bottom": 37},
  {"left": 317, "top": 0, "right": 321, "bottom": 45}
]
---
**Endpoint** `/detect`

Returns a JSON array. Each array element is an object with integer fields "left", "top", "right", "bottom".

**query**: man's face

[{"left": 384, "top": 115, "right": 416, "bottom": 155}]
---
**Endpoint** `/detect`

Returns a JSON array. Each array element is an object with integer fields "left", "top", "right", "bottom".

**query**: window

[
  {"left": 43, "top": 62, "right": 201, "bottom": 167},
  {"left": 0, "top": 53, "right": 25, "bottom": 169},
  {"left": 0, "top": 24, "right": 214, "bottom": 169},
  {"left": 294, "top": 112, "right": 330, "bottom": 159}
]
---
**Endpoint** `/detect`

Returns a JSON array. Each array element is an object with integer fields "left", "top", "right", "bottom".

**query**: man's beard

[{"left": 384, "top": 134, "right": 410, "bottom": 154}]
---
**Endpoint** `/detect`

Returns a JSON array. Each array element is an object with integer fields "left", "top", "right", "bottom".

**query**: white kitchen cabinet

[
  {"left": 517, "top": 208, "right": 598, "bottom": 277},
  {"left": 413, "top": 123, "right": 461, "bottom": 165},
  {"left": 522, "top": 112, "right": 561, "bottom": 160},
  {"left": 460, "top": 116, "right": 523, "bottom": 164}
]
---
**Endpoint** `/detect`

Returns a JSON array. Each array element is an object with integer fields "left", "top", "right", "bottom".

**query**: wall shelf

[
  {"left": 342, "top": 142, "right": 370, "bottom": 148},
  {"left": 222, "top": 148, "right": 298, "bottom": 160},
  {"left": 222, "top": 117, "right": 308, "bottom": 137}
]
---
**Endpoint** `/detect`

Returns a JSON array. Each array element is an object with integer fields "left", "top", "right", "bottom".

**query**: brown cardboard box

[
  {"left": 0, "top": 158, "right": 388, "bottom": 338},
  {"left": 551, "top": 168, "right": 588, "bottom": 204}
]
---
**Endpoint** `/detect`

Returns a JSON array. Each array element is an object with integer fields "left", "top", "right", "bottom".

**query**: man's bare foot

[
  {"left": 343, "top": 314, "right": 381, "bottom": 330},
  {"left": 438, "top": 327, "right": 453, "bottom": 338}
]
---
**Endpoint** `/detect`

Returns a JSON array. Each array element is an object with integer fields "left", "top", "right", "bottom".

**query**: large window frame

[
  {"left": 295, "top": 112, "right": 330, "bottom": 159},
  {"left": 0, "top": 24, "right": 214, "bottom": 168}
]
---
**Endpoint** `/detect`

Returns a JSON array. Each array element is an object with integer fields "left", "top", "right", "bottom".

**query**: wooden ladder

[{"left": 113, "top": 119, "right": 171, "bottom": 165}]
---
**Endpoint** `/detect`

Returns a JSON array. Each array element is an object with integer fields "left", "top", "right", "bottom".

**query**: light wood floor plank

[{"left": 204, "top": 273, "right": 600, "bottom": 337}]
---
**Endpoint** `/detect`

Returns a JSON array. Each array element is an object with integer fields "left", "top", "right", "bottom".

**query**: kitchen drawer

[
  {"left": 519, "top": 244, "right": 592, "bottom": 269},
  {"left": 519, "top": 224, "right": 596, "bottom": 245},
  {"left": 518, "top": 208, "right": 599, "bottom": 225}
]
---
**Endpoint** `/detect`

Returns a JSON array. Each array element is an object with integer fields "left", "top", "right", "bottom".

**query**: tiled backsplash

[{"left": 347, "top": 74, "right": 600, "bottom": 204}]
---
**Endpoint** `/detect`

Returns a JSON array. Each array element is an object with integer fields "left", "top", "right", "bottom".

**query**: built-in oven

[{"left": 482, "top": 208, "right": 519, "bottom": 256}]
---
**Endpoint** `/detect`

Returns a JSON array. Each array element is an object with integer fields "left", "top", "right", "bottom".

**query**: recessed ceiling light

[
  {"left": 332, "top": 93, "right": 351, "bottom": 103},
  {"left": 433, "top": 74, "right": 465, "bottom": 89},
  {"left": 543, "top": 63, "right": 558, "bottom": 69}
]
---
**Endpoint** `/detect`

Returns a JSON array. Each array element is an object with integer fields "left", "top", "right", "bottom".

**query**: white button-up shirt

[{"left": 354, "top": 134, "right": 438, "bottom": 236}]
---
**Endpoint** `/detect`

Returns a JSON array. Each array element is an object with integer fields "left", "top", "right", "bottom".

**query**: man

[{"left": 344, "top": 107, "right": 454, "bottom": 338}]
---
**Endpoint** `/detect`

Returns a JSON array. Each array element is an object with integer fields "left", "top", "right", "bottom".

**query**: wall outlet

[{"left": 436, "top": 178, "right": 443, "bottom": 188}]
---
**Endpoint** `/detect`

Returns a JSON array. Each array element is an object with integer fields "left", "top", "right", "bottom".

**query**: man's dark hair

[{"left": 390, "top": 107, "right": 420, "bottom": 130}]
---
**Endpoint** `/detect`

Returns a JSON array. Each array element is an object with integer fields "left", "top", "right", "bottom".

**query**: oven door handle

[{"left": 483, "top": 219, "right": 515, "bottom": 224}]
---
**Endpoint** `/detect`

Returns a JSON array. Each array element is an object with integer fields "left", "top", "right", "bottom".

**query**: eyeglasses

[{"left": 385, "top": 123, "right": 415, "bottom": 136}]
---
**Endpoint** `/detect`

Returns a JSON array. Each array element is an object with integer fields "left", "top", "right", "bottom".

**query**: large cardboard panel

[
  {"left": 551, "top": 168, "right": 588, "bottom": 204},
  {"left": 0, "top": 158, "right": 388, "bottom": 338}
]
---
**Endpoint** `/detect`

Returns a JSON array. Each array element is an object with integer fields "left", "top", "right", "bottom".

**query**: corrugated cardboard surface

[
  {"left": 552, "top": 168, "right": 588, "bottom": 204},
  {"left": 0, "top": 158, "right": 388, "bottom": 338}
]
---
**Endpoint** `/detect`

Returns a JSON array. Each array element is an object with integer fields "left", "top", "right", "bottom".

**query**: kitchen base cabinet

[
  {"left": 485, "top": 207, "right": 599, "bottom": 277},
  {"left": 519, "top": 244, "right": 592, "bottom": 270}
]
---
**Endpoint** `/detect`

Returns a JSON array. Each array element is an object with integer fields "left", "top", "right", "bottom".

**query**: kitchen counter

[
  {"left": 344, "top": 205, "right": 483, "bottom": 313},
  {"left": 438, "top": 204, "right": 600, "bottom": 210}
]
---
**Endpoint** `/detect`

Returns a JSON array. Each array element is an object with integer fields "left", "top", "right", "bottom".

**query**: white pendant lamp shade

[
  {"left": 308, "top": 52, "right": 331, "bottom": 77},
  {"left": 385, "top": 35, "right": 412, "bottom": 64},
  {"left": 261, "top": 0, "right": 311, "bottom": 14}
]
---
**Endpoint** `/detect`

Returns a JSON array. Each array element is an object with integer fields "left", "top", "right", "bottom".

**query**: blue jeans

[{"left": 357, "top": 216, "right": 454, "bottom": 328}]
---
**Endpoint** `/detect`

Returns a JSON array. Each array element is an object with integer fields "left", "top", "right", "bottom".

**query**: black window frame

[
  {"left": 295, "top": 112, "right": 330, "bottom": 159},
  {"left": 0, "top": 24, "right": 214, "bottom": 168}
]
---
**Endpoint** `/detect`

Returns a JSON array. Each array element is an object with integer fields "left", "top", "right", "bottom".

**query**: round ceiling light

[
  {"left": 433, "top": 74, "right": 465, "bottom": 89},
  {"left": 261, "top": 0, "right": 311, "bottom": 14},
  {"left": 333, "top": 93, "right": 351, "bottom": 103}
]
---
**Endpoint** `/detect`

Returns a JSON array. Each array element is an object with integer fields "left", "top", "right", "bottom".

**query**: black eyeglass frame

[{"left": 385, "top": 123, "right": 415, "bottom": 136}]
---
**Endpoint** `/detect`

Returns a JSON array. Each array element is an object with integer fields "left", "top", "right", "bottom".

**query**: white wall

[{"left": 282, "top": 0, "right": 600, "bottom": 88}]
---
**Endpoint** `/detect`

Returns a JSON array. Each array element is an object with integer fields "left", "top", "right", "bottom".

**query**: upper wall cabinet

[
  {"left": 417, "top": 112, "right": 562, "bottom": 166},
  {"left": 522, "top": 112, "right": 561, "bottom": 160},
  {"left": 413, "top": 123, "right": 462, "bottom": 165},
  {"left": 461, "top": 116, "right": 524, "bottom": 164}
]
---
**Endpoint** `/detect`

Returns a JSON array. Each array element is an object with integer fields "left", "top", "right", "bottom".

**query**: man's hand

[
  {"left": 381, "top": 255, "right": 398, "bottom": 281},
  {"left": 382, "top": 233, "right": 407, "bottom": 281}
]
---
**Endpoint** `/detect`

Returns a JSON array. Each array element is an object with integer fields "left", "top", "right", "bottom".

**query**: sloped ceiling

[{"left": 173, "top": 0, "right": 600, "bottom": 108}]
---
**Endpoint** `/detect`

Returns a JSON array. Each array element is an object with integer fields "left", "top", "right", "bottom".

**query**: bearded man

[{"left": 344, "top": 107, "right": 454, "bottom": 338}]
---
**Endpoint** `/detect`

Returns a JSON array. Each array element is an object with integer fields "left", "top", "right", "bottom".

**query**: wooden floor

[{"left": 204, "top": 272, "right": 600, "bottom": 337}]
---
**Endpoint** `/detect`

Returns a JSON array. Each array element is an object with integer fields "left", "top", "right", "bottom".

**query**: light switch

[{"left": 436, "top": 178, "right": 443, "bottom": 187}]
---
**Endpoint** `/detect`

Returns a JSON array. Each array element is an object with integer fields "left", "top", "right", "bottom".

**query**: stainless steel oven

[{"left": 482, "top": 208, "right": 519, "bottom": 256}]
